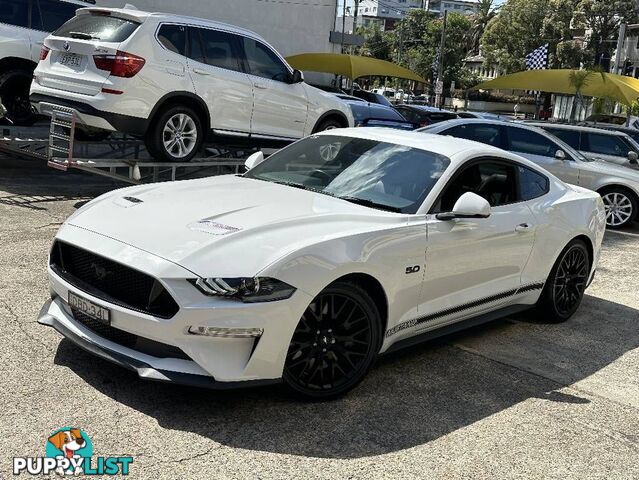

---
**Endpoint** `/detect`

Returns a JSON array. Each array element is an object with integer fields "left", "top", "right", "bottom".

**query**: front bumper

[
  {"left": 38, "top": 299, "right": 277, "bottom": 389},
  {"left": 39, "top": 226, "right": 313, "bottom": 387}
]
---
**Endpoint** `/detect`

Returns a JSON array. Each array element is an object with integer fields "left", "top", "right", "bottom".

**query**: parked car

[
  {"left": 585, "top": 113, "right": 639, "bottom": 130},
  {"left": 0, "top": 0, "right": 90, "bottom": 125},
  {"left": 421, "top": 119, "right": 639, "bottom": 228},
  {"left": 350, "top": 89, "right": 393, "bottom": 107},
  {"left": 529, "top": 123, "right": 639, "bottom": 170},
  {"left": 336, "top": 95, "right": 415, "bottom": 130},
  {"left": 30, "top": 6, "right": 353, "bottom": 161},
  {"left": 371, "top": 87, "right": 396, "bottom": 100},
  {"left": 457, "top": 111, "right": 510, "bottom": 121},
  {"left": 394, "top": 104, "right": 458, "bottom": 127},
  {"left": 582, "top": 122, "right": 639, "bottom": 144},
  {"left": 38, "top": 128, "right": 604, "bottom": 399}
]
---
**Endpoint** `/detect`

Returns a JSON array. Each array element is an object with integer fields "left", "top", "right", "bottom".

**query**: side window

[
  {"left": 443, "top": 124, "right": 504, "bottom": 148},
  {"left": 35, "top": 0, "right": 79, "bottom": 32},
  {"left": 0, "top": 0, "right": 29, "bottom": 28},
  {"left": 157, "top": 24, "right": 186, "bottom": 56},
  {"left": 506, "top": 127, "right": 558, "bottom": 157},
  {"left": 518, "top": 165, "right": 549, "bottom": 201},
  {"left": 435, "top": 161, "right": 518, "bottom": 212},
  {"left": 189, "top": 27, "right": 242, "bottom": 72},
  {"left": 242, "top": 37, "right": 290, "bottom": 82},
  {"left": 586, "top": 133, "right": 629, "bottom": 157},
  {"left": 546, "top": 128, "right": 580, "bottom": 150}
]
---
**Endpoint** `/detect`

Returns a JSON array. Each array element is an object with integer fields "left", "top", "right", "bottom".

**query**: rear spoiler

[{"left": 76, "top": 7, "right": 147, "bottom": 23}]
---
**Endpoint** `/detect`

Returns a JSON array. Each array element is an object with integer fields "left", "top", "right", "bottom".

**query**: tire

[
  {"left": 283, "top": 281, "right": 382, "bottom": 400},
  {"left": 0, "top": 69, "right": 37, "bottom": 126},
  {"left": 144, "top": 105, "right": 203, "bottom": 162},
  {"left": 535, "top": 239, "right": 590, "bottom": 323},
  {"left": 599, "top": 187, "right": 637, "bottom": 229},
  {"left": 314, "top": 117, "right": 343, "bottom": 132}
]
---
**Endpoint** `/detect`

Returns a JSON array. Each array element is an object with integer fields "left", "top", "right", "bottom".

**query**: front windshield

[{"left": 244, "top": 135, "right": 451, "bottom": 214}]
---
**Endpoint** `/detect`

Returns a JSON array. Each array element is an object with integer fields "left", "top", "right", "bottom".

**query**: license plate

[
  {"left": 68, "top": 292, "right": 110, "bottom": 324},
  {"left": 59, "top": 53, "right": 82, "bottom": 67}
]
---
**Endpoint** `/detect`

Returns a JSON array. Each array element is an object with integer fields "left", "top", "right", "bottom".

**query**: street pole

[
  {"left": 341, "top": 0, "right": 347, "bottom": 54},
  {"left": 434, "top": 10, "right": 447, "bottom": 108}
]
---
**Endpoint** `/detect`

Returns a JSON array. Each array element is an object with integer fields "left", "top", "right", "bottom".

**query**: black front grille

[
  {"left": 72, "top": 309, "right": 190, "bottom": 360},
  {"left": 50, "top": 241, "right": 179, "bottom": 319}
]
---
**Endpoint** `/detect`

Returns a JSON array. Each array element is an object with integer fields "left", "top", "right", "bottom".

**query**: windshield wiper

[
  {"left": 68, "top": 32, "right": 100, "bottom": 40},
  {"left": 337, "top": 196, "right": 402, "bottom": 213}
]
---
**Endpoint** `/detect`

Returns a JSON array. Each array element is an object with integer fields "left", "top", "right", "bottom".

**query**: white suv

[
  {"left": 0, "top": 0, "right": 88, "bottom": 125},
  {"left": 30, "top": 6, "right": 354, "bottom": 161}
]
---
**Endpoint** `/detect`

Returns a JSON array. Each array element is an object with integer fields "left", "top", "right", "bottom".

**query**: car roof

[
  {"left": 527, "top": 122, "right": 628, "bottom": 136},
  {"left": 314, "top": 127, "right": 514, "bottom": 162},
  {"left": 77, "top": 7, "right": 266, "bottom": 42}
]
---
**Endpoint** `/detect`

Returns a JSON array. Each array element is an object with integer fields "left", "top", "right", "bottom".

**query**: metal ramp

[{"left": 0, "top": 106, "right": 252, "bottom": 184}]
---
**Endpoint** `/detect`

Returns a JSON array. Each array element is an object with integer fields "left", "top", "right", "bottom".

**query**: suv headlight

[{"left": 190, "top": 277, "right": 296, "bottom": 302}]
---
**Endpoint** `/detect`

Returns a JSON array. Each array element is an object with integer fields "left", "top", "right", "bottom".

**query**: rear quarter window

[
  {"left": 55, "top": 13, "right": 141, "bottom": 42},
  {"left": 518, "top": 165, "right": 549, "bottom": 201},
  {"left": 157, "top": 24, "right": 186, "bottom": 55}
]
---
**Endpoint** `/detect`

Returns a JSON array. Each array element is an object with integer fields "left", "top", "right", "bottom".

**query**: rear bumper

[
  {"left": 38, "top": 299, "right": 279, "bottom": 390},
  {"left": 30, "top": 93, "right": 148, "bottom": 136}
]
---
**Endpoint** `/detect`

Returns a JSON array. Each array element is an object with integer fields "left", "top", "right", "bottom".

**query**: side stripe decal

[{"left": 385, "top": 281, "right": 545, "bottom": 338}]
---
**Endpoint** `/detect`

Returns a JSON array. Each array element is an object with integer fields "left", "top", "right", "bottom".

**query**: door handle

[
  {"left": 192, "top": 68, "right": 211, "bottom": 75},
  {"left": 254, "top": 83, "right": 268, "bottom": 89},
  {"left": 515, "top": 223, "right": 533, "bottom": 232}
]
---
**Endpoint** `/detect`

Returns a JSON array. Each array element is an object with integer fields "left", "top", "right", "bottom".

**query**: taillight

[
  {"left": 93, "top": 51, "right": 145, "bottom": 78},
  {"left": 39, "top": 46, "right": 50, "bottom": 61}
]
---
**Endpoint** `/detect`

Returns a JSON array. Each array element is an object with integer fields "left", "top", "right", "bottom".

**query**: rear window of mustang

[{"left": 54, "top": 13, "right": 141, "bottom": 43}]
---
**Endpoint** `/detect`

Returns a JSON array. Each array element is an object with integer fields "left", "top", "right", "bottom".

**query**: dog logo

[
  {"left": 91, "top": 262, "right": 111, "bottom": 281},
  {"left": 46, "top": 427, "right": 93, "bottom": 475},
  {"left": 13, "top": 427, "right": 133, "bottom": 476},
  {"left": 63, "top": 41, "right": 70, "bottom": 52}
]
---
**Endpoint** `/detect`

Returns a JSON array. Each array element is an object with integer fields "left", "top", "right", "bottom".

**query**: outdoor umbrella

[
  {"left": 474, "top": 69, "right": 639, "bottom": 105},
  {"left": 285, "top": 53, "right": 426, "bottom": 83}
]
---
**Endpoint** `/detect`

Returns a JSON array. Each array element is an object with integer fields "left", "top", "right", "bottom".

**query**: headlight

[{"left": 190, "top": 277, "right": 296, "bottom": 302}]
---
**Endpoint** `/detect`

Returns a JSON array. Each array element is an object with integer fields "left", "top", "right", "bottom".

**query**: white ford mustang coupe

[{"left": 38, "top": 129, "right": 606, "bottom": 399}]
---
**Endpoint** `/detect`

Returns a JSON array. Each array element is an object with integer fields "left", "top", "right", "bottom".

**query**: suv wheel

[
  {"left": 145, "top": 106, "right": 203, "bottom": 162},
  {"left": 0, "top": 69, "right": 38, "bottom": 126},
  {"left": 600, "top": 187, "right": 636, "bottom": 229}
]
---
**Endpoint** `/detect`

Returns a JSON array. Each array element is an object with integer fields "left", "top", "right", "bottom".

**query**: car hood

[{"left": 66, "top": 175, "right": 406, "bottom": 277}]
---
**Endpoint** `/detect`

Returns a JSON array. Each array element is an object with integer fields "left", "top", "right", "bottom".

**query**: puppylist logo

[{"left": 13, "top": 427, "right": 133, "bottom": 476}]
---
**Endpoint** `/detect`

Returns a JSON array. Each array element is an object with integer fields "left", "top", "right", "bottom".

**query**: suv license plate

[
  {"left": 59, "top": 53, "right": 82, "bottom": 67},
  {"left": 68, "top": 292, "right": 110, "bottom": 324}
]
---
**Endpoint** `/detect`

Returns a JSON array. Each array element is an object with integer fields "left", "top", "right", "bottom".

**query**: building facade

[{"left": 96, "top": 0, "right": 340, "bottom": 58}]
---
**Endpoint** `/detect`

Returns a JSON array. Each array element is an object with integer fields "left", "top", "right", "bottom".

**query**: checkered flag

[
  {"left": 525, "top": 44, "right": 549, "bottom": 70},
  {"left": 525, "top": 44, "right": 548, "bottom": 94}
]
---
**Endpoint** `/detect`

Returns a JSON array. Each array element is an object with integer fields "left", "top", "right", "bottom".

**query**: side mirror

[
  {"left": 436, "top": 192, "right": 491, "bottom": 221},
  {"left": 244, "top": 151, "right": 264, "bottom": 170},
  {"left": 628, "top": 151, "right": 638, "bottom": 164},
  {"left": 290, "top": 69, "right": 304, "bottom": 84},
  {"left": 555, "top": 149, "right": 566, "bottom": 161}
]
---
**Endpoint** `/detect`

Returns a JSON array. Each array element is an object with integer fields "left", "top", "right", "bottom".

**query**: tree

[
  {"left": 356, "top": 24, "right": 392, "bottom": 61},
  {"left": 469, "top": 0, "right": 497, "bottom": 55},
  {"left": 480, "top": 0, "right": 552, "bottom": 72},
  {"left": 572, "top": 0, "right": 639, "bottom": 68}
]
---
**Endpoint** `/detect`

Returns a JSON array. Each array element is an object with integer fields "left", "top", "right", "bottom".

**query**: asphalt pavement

[{"left": 1, "top": 155, "right": 638, "bottom": 479}]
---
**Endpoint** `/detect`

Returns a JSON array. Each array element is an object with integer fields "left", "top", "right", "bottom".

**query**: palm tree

[
  {"left": 469, "top": 0, "right": 497, "bottom": 55},
  {"left": 568, "top": 69, "right": 601, "bottom": 122}
]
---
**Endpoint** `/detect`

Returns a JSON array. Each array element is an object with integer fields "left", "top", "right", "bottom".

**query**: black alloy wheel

[
  {"left": 537, "top": 239, "right": 590, "bottom": 322},
  {"left": 283, "top": 282, "right": 381, "bottom": 399}
]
